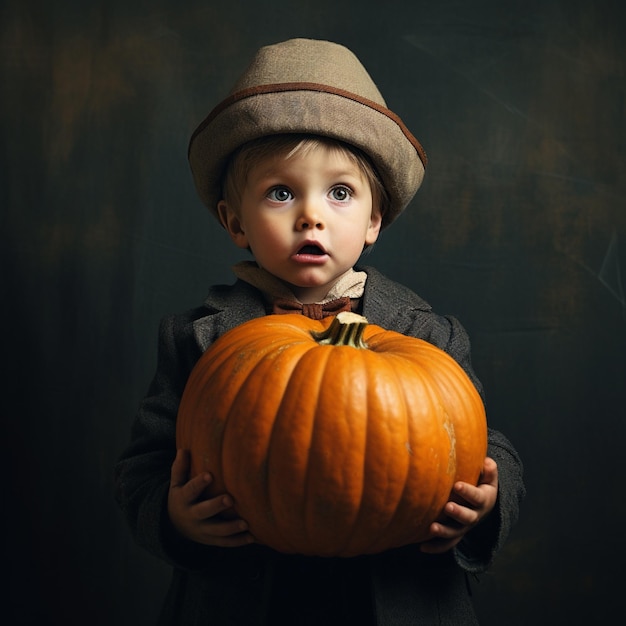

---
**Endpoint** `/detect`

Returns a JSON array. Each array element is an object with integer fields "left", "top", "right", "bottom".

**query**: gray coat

[{"left": 115, "top": 266, "right": 525, "bottom": 625}]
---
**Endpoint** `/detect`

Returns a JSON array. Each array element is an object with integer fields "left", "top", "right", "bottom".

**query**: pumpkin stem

[{"left": 311, "top": 311, "right": 369, "bottom": 349}]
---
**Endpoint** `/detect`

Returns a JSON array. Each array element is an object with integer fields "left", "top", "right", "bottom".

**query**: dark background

[{"left": 3, "top": 0, "right": 625, "bottom": 624}]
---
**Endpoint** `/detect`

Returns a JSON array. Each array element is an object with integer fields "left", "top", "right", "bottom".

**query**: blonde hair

[{"left": 220, "top": 134, "right": 390, "bottom": 219}]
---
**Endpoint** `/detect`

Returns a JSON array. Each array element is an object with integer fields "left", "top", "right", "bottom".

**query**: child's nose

[{"left": 295, "top": 199, "right": 325, "bottom": 231}]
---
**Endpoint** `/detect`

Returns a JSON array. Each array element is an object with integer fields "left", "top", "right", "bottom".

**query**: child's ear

[
  {"left": 365, "top": 210, "right": 383, "bottom": 246},
  {"left": 217, "top": 200, "right": 249, "bottom": 249}
]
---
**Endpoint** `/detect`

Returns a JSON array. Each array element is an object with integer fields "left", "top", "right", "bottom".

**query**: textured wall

[{"left": 3, "top": 0, "right": 625, "bottom": 623}]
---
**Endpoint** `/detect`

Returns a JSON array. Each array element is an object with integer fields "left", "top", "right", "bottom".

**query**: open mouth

[{"left": 298, "top": 244, "right": 325, "bottom": 255}]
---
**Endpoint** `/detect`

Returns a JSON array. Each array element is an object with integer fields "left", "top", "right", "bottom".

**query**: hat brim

[{"left": 189, "top": 84, "right": 426, "bottom": 229}]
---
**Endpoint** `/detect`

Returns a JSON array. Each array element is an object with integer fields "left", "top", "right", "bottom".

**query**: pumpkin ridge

[
  {"left": 223, "top": 338, "right": 313, "bottom": 552},
  {"left": 307, "top": 344, "right": 371, "bottom": 555},
  {"left": 412, "top": 362, "right": 466, "bottom": 544},
  {"left": 429, "top": 355, "right": 486, "bottom": 484},
  {"left": 178, "top": 323, "right": 305, "bottom": 498},
  {"left": 176, "top": 335, "right": 256, "bottom": 484},
  {"left": 361, "top": 357, "right": 423, "bottom": 552},
  {"left": 264, "top": 342, "right": 331, "bottom": 553},
  {"left": 343, "top": 349, "right": 411, "bottom": 555},
  {"left": 365, "top": 354, "right": 453, "bottom": 552},
  {"left": 300, "top": 345, "right": 348, "bottom": 554}
]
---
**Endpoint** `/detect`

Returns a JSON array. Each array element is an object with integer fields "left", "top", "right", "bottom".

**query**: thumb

[{"left": 170, "top": 448, "right": 190, "bottom": 488}]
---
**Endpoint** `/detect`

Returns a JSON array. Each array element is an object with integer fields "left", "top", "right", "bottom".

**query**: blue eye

[
  {"left": 330, "top": 186, "right": 351, "bottom": 202},
  {"left": 268, "top": 187, "right": 293, "bottom": 202}
]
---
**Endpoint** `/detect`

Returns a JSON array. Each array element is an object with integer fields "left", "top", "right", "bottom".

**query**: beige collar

[{"left": 232, "top": 260, "right": 367, "bottom": 304}]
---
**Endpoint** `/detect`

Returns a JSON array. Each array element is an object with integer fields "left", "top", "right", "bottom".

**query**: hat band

[{"left": 189, "top": 82, "right": 428, "bottom": 168}]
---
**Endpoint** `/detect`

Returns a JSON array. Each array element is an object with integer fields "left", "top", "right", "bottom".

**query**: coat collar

[
  {"left": 192, "top": 280, "right": 267, "bottom": 352},
  {"left": 191, "top": 265, "right": 433, "bottom": 352},
  {"left": 360, "top": 266, "right": 431, "bottom": 329}
]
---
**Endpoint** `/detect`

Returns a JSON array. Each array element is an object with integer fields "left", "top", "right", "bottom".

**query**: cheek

[
  {"left": 335, "top": 225, "right": 369, "bottom": 257},
  {"left": 246, "top": 218, "right": 288, "bottom": 251}
]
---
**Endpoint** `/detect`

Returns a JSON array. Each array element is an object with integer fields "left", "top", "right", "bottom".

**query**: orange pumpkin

[{"left": 176, "top": 312, "right": 487, "bottom": 557}]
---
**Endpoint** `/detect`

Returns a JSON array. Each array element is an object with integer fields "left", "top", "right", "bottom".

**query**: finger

[
  {"left": 420, "top": 535, "right": 460, "bottom": 554},
  {"left": 182, "top": 471, "right": 213, "bottom": 504},
  {"left": 430, "top": 519, "right": 464, "bottom": 539},
  {"left": 480, "top": 457, "right": 498, "bottom": 486},
  {"left": 202, "top": 517, "right": 250, "bottom": 539},
  {"left": 420, "top": 519, "right": 464, "bottom": 553},
  {"left": 194, "top": 494, "right": 238, "bottom": 520},
  {"left": 451, "top": 481, "right": 482, "bottom": 507},
  {"left": 442, "top": 500, "right": 479, "bottom": 526},
  {"left": 169, "top": 449, "right": 190, "bottom": 488},
  {"left": 200, "top": 531, "right": 256, "bottom": 549}
]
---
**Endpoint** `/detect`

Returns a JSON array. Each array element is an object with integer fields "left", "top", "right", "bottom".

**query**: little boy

[{"left": 115, "top": 38, "right": 525, "bottom": 625}]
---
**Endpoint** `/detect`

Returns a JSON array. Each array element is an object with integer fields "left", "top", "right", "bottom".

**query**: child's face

[{"left": 218, "top": 145, "right": 382, "bottom": 303}]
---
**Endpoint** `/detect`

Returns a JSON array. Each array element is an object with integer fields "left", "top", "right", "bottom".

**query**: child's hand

[
  {"left": 167, "top": 449, "right": 254, "bottom": 548},
  {"left": 419, "top": 456, "right": 498, "bottom": 554}
]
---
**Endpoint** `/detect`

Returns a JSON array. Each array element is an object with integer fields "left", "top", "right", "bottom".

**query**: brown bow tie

[{"left": 272, "top": 297, "right": 353, "bottom": 320}]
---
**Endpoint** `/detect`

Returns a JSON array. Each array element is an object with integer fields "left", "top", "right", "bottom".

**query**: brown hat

[{"left": 188, "top": 38, "right": 427, "bottom": 228}]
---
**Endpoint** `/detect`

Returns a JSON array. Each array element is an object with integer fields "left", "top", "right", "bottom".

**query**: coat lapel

[{"left": 192, "top": 280, "right": 267, "bottom": 352}]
